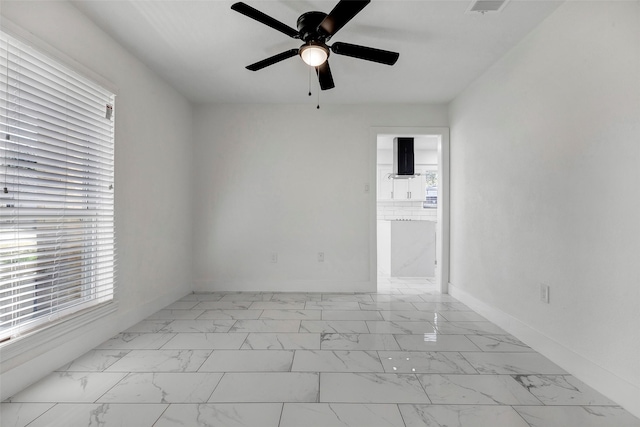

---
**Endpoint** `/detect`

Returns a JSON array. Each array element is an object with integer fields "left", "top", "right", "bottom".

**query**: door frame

[{"left": 370, "top": 127, "right": 450, "bottom": 294}]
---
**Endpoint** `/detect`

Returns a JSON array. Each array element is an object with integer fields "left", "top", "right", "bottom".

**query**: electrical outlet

[
  {"left": 318, "top": 252, "right": 324, "bottom": 262},
  {"left": 540, "top": 284, "right": 550, "bottom": 304},
  {"left": 364, "top": 183, "right": 370, "bottom": 193},
  {"left": 270, "top": 253, "right": 278, "bottom": 263}
]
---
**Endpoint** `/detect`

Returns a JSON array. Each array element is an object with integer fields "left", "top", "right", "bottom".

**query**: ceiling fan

[{"left": 231, "top": 0, "right": 400, "bottom": 91}]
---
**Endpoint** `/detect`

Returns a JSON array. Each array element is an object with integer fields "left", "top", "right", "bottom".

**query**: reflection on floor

[{"left": 2, "top": 277, "right": 639, "bottom": 426}]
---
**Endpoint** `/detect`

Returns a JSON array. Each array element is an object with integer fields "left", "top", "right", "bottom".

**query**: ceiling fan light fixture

[
  {"left": 300, "top": 43, "right": 329, "bottom": 67},
  {"left": 232, "top": 1, "right": 399, "bottom": 92}
]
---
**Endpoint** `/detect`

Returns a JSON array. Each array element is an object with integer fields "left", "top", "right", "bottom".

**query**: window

[
  {"left": 0, "top": 31, "right": 115, "bottom": 343},
  {"left": 422, "top": 170, "right": 438, "bottom": 208}
]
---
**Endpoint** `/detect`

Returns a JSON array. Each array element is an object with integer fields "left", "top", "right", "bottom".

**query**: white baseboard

[
  {"left": 448, "top": 282, "right": 640, "bottom": 419},
  {"left": 193, "top": 279, "right": 376, "bottom": 293},
  {"left": 0, "top": 287, "right": 188, "bottom": 401}
]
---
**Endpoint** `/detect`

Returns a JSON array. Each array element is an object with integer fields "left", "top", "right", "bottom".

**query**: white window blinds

[{"left": 0, "top": 31, "right": 115, "bottom": 343}]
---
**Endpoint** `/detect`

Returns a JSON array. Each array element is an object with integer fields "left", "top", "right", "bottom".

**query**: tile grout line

[
  {"left": 412, "top": 372, "right": 434, "bottom": 405},
  {"left": 511, "top": 405, "right": 535, "bottom": 427},
  {"left": 396, "top": 403, "right": 410, "bottom": 427},
  {"left": 150, "top": 403, "right": 172, "bottom": 427},
  {"left": 276, "top": 402, "right": 285, "bottom": 427},
  {"left": 23, "top": 403, "right": 59, "bottom": 427},
  {"left": 204, "top": 371, "right": 225, "bottom": 403}
]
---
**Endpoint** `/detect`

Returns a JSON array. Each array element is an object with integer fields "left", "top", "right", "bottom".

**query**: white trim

[
  {"left": 449, "top": 282, "right": 640, "bottom": 418},
  {"left": 194, "top": 279, "right": 374, "bottom": 293},
  {"left": 0, "top": 17, "right": 118, "bottom": 95},
  {"left": 370, "top": 126, "right": 451, "bottom": 294},
  {"left": 0, "top": 302, "right": 118, "bottom": 365},
  {"left": 437, "top": 129, "right": 450, "bottom": 293}
]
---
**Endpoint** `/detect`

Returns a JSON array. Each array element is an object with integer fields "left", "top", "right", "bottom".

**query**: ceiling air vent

[{"left": 467, "top": 0, "right": 510, "bottom": 14}]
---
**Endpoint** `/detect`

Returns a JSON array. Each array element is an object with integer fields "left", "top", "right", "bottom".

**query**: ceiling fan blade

[
  {"left": 318, "top": 0, "right": 370, "bottom": 39},
  {"left": 231, "top": 2, "right": 300, "bottom": 39},
  {"left": 316, "top": 61, "right": 335, "bottom": 90},
  {"left": 246, "top": 49, "right": 299, "bottom": 71},
  {"left": 331, "top": 42, "right": 399, "bottom": 65}
]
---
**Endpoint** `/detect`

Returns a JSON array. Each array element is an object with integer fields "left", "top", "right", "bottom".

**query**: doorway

[{"left": 370, "top": 127, "right": 450, "bottom": 294}]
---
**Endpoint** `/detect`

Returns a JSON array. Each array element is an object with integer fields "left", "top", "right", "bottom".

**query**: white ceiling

[{"left": 71, "top": 0, "right": 562, "bottom": 105}]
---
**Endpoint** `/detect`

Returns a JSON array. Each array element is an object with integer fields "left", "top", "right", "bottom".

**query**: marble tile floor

[{"left": 2, "top": 277, "right": 639, "bottom": 427}]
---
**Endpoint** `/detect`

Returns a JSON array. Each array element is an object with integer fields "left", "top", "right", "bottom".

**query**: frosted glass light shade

[{"left": 300, "top": 44, "right": 328, "bottom": 67}]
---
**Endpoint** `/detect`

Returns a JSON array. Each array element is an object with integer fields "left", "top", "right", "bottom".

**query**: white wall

[
  {"left": 0, "top": 1, "right": 194, "bottom": 399},
  {"left": 449, "top": 0, "right": 640, "bottom": 416},
  {"left": 193, "top": 104, "right": 448, "bottom": 292}
]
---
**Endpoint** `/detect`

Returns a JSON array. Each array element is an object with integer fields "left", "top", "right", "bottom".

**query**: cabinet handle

[
  {"left": 391, "top": 191, "right": 394, "bottom": 199},
  {"left": 407, "top": 191, "right": 411, "bottom": 199}
]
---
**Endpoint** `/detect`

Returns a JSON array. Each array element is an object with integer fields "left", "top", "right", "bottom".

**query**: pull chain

[
  {"left": 308, "top": 66, "right": 320, "bottom": 109},
  {"left": 316, "top": 68, "right": 320, "bottom": 109}
]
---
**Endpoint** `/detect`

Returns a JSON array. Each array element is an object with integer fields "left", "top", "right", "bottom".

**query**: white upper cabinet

[
  {"left": 409, "top": 173, "right": 426, "bottom": 200},
  {"left": 377, "top": 164, "right": 429, "bottom": 201}
]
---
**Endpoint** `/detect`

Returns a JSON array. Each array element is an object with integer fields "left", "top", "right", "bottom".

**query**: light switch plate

[{"left": 540, "top": 284, "right": 550, "bottom": 304}]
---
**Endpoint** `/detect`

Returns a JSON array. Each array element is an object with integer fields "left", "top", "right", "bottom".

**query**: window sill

[{"left": 0, "top": 301, "right": 119, "bottom": 364}]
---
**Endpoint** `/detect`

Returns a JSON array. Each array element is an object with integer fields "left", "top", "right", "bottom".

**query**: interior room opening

[{"left": 376, "top": 134, "right": 441, "bottom": 294}]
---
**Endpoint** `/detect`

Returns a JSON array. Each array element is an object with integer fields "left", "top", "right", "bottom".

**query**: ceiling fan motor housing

[{"left": 296, "top": 11, "right": 329, "bottom": 42}]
